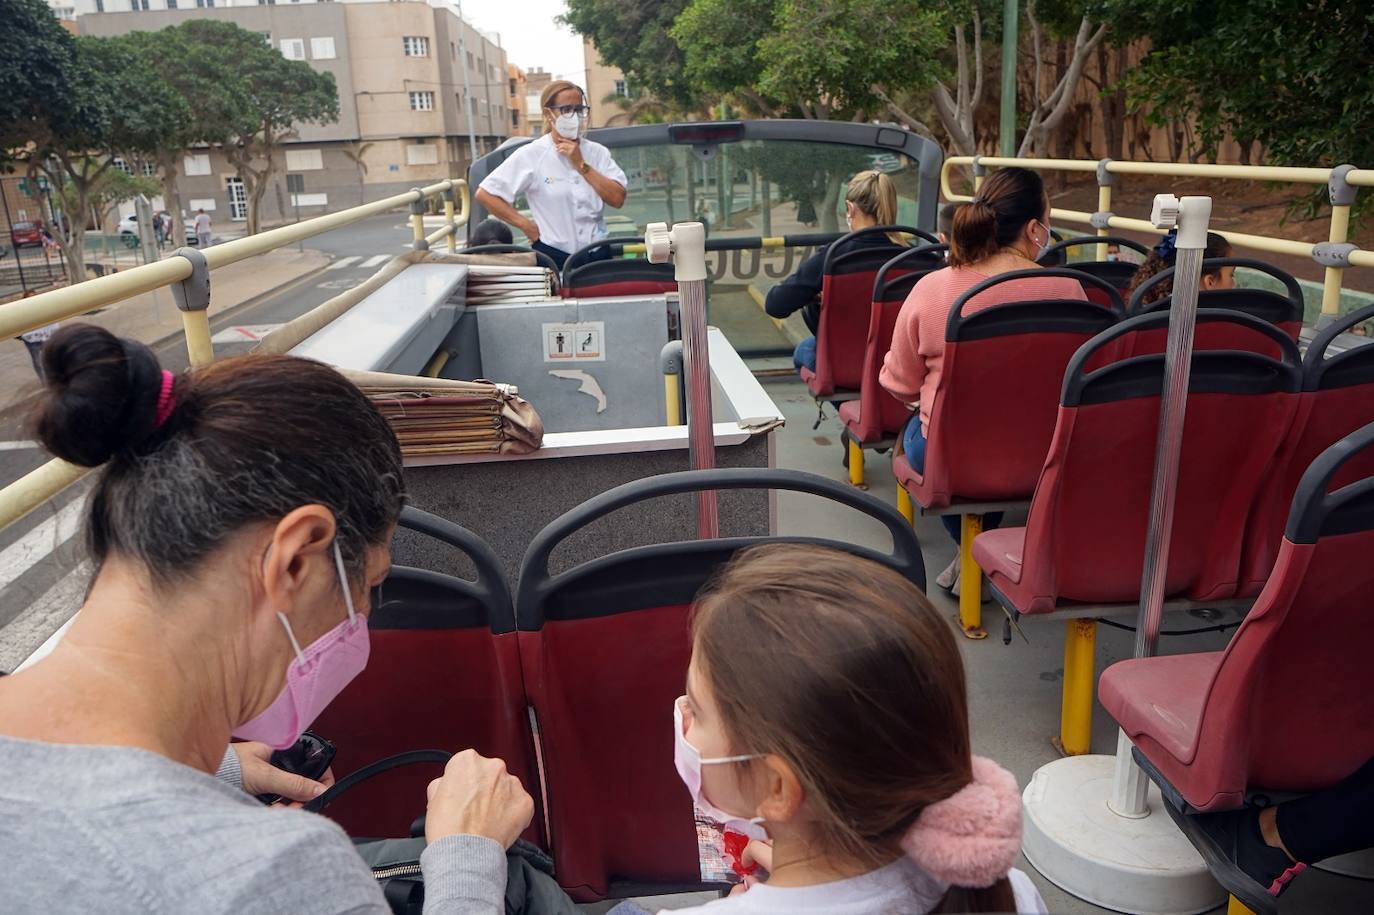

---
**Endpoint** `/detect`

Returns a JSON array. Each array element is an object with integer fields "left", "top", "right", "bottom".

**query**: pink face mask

[
  {"left": 233, "top": 542, "right": 370, "bottom": 750},
  {"left": 673, "top": 696, "right": 768, "bottom": 840}
]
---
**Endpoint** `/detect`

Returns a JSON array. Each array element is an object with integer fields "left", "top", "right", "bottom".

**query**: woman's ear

[
  {"left": 261, "top": 505, "right": 337, "bottom": 616},
  {"left": 754, "top": 754, "right": 805, "bottom": 824}
]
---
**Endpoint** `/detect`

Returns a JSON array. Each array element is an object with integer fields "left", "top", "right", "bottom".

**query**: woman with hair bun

[
  {"left": 880, "top": 168, "right": 1088, "bottom": 594},
  {"left": 0, "top": 325, "right": 535, "bottom": 912},
  {"left": 1126, "top": 230, "right": 1235, "bottom": 309}
]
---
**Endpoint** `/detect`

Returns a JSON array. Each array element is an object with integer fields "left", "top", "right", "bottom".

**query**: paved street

[{"left": 0, "top": 211, "right": 414, "bottom": 669}]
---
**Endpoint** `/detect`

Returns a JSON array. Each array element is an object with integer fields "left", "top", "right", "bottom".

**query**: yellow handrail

[
  {"left": 0, "top": 178, "right": 469, "bottom": 531},
  {"left": 941, "top": 155, "right": 1369, "bottom": 314}
]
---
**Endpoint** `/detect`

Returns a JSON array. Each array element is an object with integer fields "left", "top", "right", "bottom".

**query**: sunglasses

[
  {"left": 546, "top": 104, "right": 590, "bottom": 117},
  {"left": 255, "top": 730, "right": 337, "bottom": 805}
]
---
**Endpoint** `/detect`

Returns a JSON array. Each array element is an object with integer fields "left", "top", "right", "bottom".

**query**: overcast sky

[{"left": 453, "top": 0, "right": 588, "bottom": 84}]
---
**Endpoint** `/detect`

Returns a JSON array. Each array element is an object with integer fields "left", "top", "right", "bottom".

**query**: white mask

[
  {"left": 554, "top": 113, "right": 582, "bottom": 140},
  {"left": 673, "top": 697, "right": 768, "bottom": 840}
]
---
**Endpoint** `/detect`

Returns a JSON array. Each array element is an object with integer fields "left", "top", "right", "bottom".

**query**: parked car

[
  {"left": 9, "top": 221, "right": 43, "bottom": 248},
  {"left": 119, "top": 213, "right": 198, "bottom": 245}
]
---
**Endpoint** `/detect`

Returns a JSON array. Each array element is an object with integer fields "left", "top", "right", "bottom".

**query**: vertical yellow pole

[
  {"left": 1097, "top": 184, "right": 1112, "bottom": 261},
  {"left": 444, "top": 195, "right": 457, "bottom": 253},
  {"left": 847, "top": 438, "right": 866, "bottom": 488},
  {"left": 958, "top": 514, "right": 987, "bottom": 639},
  {"left": 973, "top": 174, "right": 985, "bottom": 193},
  {"left": 1059, "top": 619, "right": 1097, "bottom": 755},
  {"left": 1226, "top": 896, "right": 1256, "bottom": 915},
  {"left": 896, "top": 485, "right": 914, "bottom": 525},
  {"left": 180, "top": 309, "right": 214, "bottom": 367},
  {"left": 411, "top": 212, "right": 425, "bottom": 245},
  {"left": 1321, "top": 204, "right": 1351, "bottom": 318},
  {"left": 664, "top": 373, "right": 682, "bottom": 426}
]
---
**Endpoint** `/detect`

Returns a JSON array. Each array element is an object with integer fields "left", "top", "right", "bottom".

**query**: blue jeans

[
  {"left": 903, "top": 419, "right": 1002, "bottom": 543},
  {"left": 793, "top": 336, "right": 817, "bottom": 372}
]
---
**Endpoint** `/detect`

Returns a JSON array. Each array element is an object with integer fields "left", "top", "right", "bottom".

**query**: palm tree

[
  {"left": 342, "top": 142, "right": 375, "bottom": 206},
  {"left": 601, "top": 89, "right": 673, "bottom": 127}
]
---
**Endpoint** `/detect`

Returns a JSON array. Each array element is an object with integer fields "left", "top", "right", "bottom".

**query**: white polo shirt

[{"left": 478, "top": 134, "right": 627, "bottom": 255}]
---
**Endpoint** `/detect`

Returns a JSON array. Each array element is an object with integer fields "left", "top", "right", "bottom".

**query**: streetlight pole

[
  {"left": 1000, "top": 0, "right": 1019, "bottom": 157},
  {"left": 455, "top": 0, "right": 479, "bottom": 165}
]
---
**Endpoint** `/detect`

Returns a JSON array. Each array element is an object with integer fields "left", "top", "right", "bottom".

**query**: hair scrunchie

[
  {"left": 1153, "top": 230, "right": 1179, "bottom": 261},
  {"left": 901, "top": 755, "right": 1023, "bottom": 888},
  {"left": 154, "top": 370, "right": 177, "bottom": 429}
]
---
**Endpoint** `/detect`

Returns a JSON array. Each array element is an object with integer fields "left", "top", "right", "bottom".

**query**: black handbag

[{"left": 303, "top": 750, "right": 576, "bottom": 915}]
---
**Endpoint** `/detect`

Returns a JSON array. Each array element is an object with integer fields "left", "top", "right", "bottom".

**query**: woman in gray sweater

[{"left": 0, "top": 324, "right": 531, "bottom": 914}]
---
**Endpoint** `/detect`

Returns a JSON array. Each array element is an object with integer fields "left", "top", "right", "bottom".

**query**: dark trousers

[{"left": 1277, "top": 755, "right": 1374, "bottom": 863}]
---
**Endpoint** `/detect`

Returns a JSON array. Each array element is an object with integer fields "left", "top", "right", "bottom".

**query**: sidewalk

[{"left": 0, "top": 247, "right": 328, "bottom": 416}]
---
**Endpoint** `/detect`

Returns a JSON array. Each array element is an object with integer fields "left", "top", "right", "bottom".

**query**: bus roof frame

[{"left": 467, "top": 119, "right": 945, "bottom": 237}]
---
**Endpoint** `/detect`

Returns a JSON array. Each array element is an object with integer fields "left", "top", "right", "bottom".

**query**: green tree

[
  {"left": 9, "top": 29, "right": 189, "bottom": 283},
  {"left": 1123, "top": 0, "right": 1374, "bottom": 218},
  {"left": 172, "top": 20, "right": 338, "bottom": 235},
  {"left": 560, "top": 0, "right": 700, "bottom": 109},
  {"left": 0, "top": 0, "right": 77, "bottom": 162}
]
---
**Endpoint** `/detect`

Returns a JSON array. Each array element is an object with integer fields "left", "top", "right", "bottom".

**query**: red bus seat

[
  {"left": 1101, "top": 420, "right": 1374, "bottom": 813},
  {"left": 972, "top": 310, "right": 1301, "bottom": 615},
  {"left": 1036, "top": 235, "right": 1150, "bottom": 304},
  {"left": 839, "top": 245, "right": 946, "bottom": 445},
  {"left": 802, "top": 225, "right": 936, "bottom": 398},
  {"left": 894, "top": 267, "right": 1123, "bottom": 511},
  {"left": 311, "top": 507, "right": 535, "bottom": 842},
  {"left": 563, "top": 261, "right": 678, "bottom": 298},
  {"left": 514, "top": 468, "right": 924, "bottom": 901},
  {"left": 1237, "top": 303, "right": 1374, "bottom": 595},
  {"left": 1128, "top": 259, "right": 1305, "bottom": 357}
]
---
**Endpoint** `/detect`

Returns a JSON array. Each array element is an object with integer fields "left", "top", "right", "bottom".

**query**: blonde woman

[
  {"left": 475, "top": 80, "right": 627, "bottom": 270},
  {"left": 766, "top": 171, "right": 905, "bottom": 373}
]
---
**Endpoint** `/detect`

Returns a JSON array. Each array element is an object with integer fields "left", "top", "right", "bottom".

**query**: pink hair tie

[
  {"left": 154, "top": 370, "right": 177, "bottom": 429},
  {"left": 901, "top": 755, "right": 1023, "bottom": 888}
]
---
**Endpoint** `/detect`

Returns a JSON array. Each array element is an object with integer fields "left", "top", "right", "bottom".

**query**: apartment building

[
  {"left": 77, "top": 0, "right": 510, "bottom": 225},
  {"left": 583, "top": 40, "right": 630, "bottom": 128},
  {"left": 507, "top": 64, "right": 528, "bottom": 138}
]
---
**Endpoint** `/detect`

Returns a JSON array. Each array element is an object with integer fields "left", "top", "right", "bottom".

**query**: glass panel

[{"left": 502, "top": 137, "right": 924, "bottom": 354}]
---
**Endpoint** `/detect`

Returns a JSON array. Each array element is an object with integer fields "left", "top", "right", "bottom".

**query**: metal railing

[
  {"left": 942, "top": 156, "right": 1373, "bottom": 317},
  {"left": 0, "top": 178, "right": 469, "bottom": 531}
]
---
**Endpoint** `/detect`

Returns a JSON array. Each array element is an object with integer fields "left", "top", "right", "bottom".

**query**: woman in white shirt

[{"left": 475, "top": 80, "right": 628, "bottom": 270}]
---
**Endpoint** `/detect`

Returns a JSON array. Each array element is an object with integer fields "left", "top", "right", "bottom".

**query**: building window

[
  {"left": 310, "top": 37, "right": 336, "bottom": 59},
  {"left": 614, "top": 79, "right": 628, "bottom": 97},
  {"left": 280, "top": 39, "right": 305, "bottom": 60},
  {"left": 166, "top": 0, "right": 177, "bottom": 8},
  {"left": 196, "top": 0, "right": 214, "bottom": 7},
  {"left": 511, "top": 110, "right": 519, "bottom": 128},
  {"left": 257, "top": 0, "right": 276, "bottom": 5},
  {"left": 509, "top": 78, "right": 517, "bottom": 95},
  {"left": 450, "top": 43, "right": 456, "bottom": 60},
  {"left": 285, "top": 149, "right": 324, "bottom": 171},
  {"left": 403, "top": 36, "right": 429, "bottom": 57},
  {"left": 466, "top": 51, "right": 474, "bottom": 70},
  {"left": 132, "top": 0, "right": 149, "bottom": 9},
  {"left": 95, "top": 0, "right": 103, "bottom": 10},
  {"left": 184, "top": 153, "right": 211, "bottom": 176},
  {"left": 259, "top": 31, "right": 271, "bottom": 44},
  {"left": 406, "top": 144, "right": 438, "bottom": 166},
  {"left": 409, "top": 91, "right": 435, "bottom": 112}
]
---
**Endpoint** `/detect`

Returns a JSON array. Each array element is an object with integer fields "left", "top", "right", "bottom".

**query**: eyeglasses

[{"left": 546, "top": 104, "right": 590, "bottom": 117}]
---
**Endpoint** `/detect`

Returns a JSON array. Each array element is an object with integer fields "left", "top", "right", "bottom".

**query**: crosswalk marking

[
  {"left": 0, "top": 441, "right": 39, "bottom": 452},
  {"left": 360, "top": 254, "right": 389, "bottom": 268},
  {"left": 326, "top": 256, "right": 362, "bottom": 271},
  {"left": 0, "top": 497, "right": 85, "bottom": 595},
  {"left": 211, "top": 324, "right": 283, "bottom": 344},
  {"left": 5, "top": 563, "right": 89, "bottom": 674}
]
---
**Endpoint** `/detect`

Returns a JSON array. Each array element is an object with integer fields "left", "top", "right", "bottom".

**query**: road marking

[
  {"left": 0, "top": 498, "right": 86, "bottom": 594},
  {"left": 360, "top": 254, "right": 389, "bottom": 268},
  {"left": 326, "top": 256, "right": 362, "bottom": 270},
  {"left": 0, "top": 441, "right": 39, "bottom": 452},
  {"left": 4, "top": 562, "right": 90, "bottom": 674},
  {"left": 211, "top": 323, "right": 282, "bottom": 344}
]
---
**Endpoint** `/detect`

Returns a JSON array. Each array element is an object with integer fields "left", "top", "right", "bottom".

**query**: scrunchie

[
  {"left": 901, "top": 755, "right": 1022, "bottom": 888},
  {"left": 153, "top": 370, "right": 177, "bottom": 429},
  {"left": 1153, "top": 230, "right": 1178, "bottom": 261}
]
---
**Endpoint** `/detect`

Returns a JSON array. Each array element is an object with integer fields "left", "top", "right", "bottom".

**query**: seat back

[
  {"left": 915, "top": 268, "right": 1122, "bottom": 507},
  {"left": 1154, "top": 423, "right": 1374, "bottom": 808},
  {"left": 1238, "top": 303, "right": 1374, "bottom": 594},
  {"left": 311, "top": 507, "right": 533, "bottom": 841},
  {"left": 462, "top": 243, "right": 561, "bottom": 279},
  {"left": 515, "top": 468, "right": 923, "bottom": 900},
  {"left": 1013, "top": 311, "right": 1301, "bottom": 609},
  {"left": 810, "top": 225, "right": 937, "bottom": 394},
  {"left": 1128, "top": 258, "right": 1305, "bottom": 356},
  {"left": 848, "top": 245, "right": 946, "bottom": 441},
  {"left": 1036, "top": 235, "right": 1151, "bottom": 301},
  {"left": 560, "top": 238, "right": 679, "bottom": 298}
]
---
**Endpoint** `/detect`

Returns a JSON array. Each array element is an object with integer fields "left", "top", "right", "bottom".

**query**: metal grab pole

[
  {"left": 1110, "top": 193, "right": 1212, "bottom": 818},
  {"left": 646, "top": 221, "right": 717, "bottom": 538}
]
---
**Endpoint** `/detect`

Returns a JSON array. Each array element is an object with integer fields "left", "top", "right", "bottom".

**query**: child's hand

[{"left": 742, "top": 838, "right": 773, "bottom": 874}]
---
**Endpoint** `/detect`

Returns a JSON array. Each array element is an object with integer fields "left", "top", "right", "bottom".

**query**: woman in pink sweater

[{"left": 880, "top": 167, "right": 1086, "bottom": 590}]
